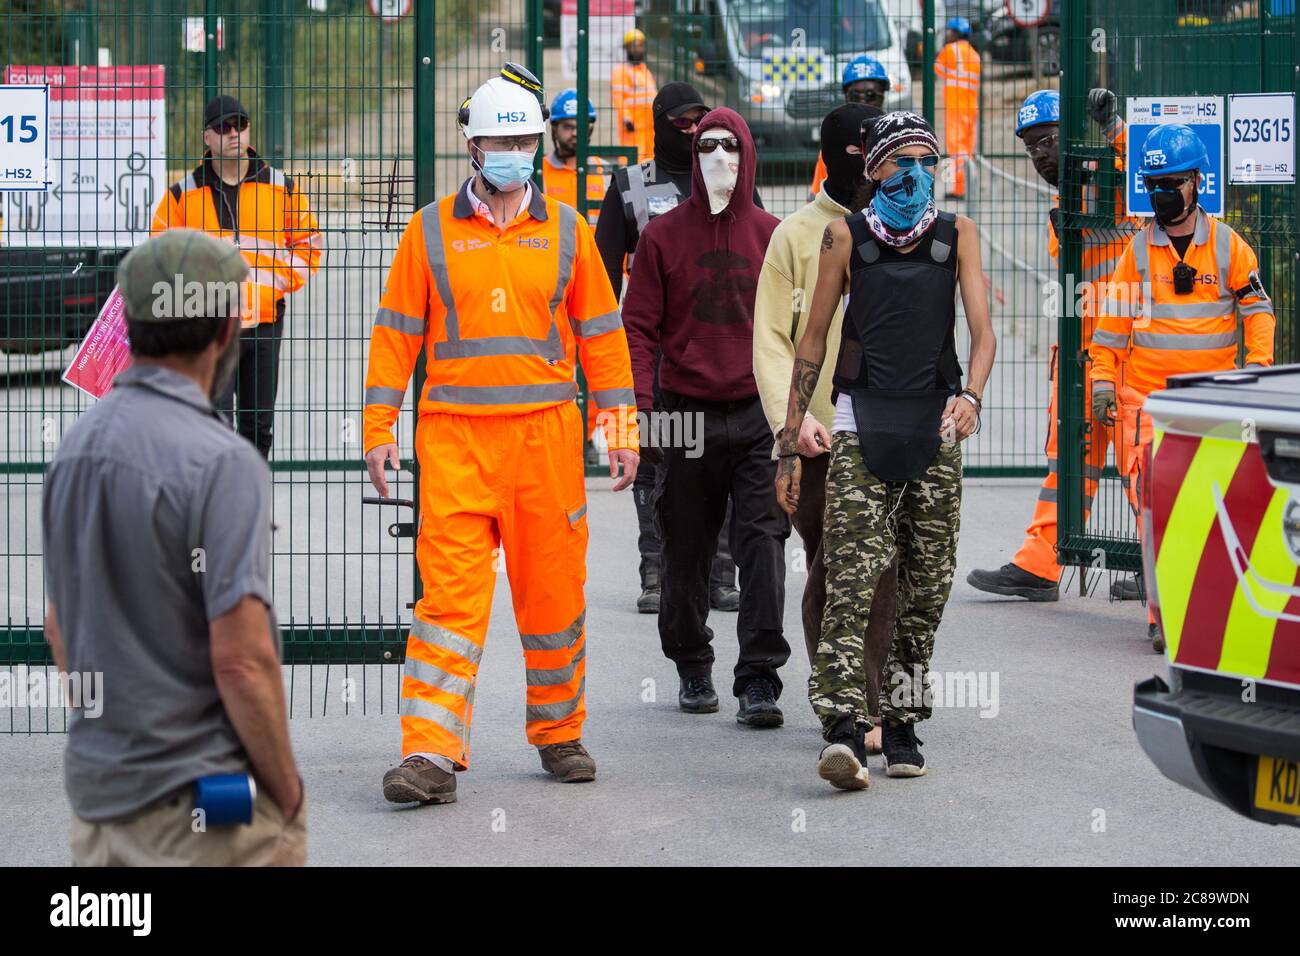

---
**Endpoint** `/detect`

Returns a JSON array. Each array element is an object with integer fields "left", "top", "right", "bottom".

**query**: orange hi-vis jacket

[
  {"left": 150, "top": 150, "right": 321, "bottom": 325},
  {"left": 935, "top": 39, "right": 980, "bottom": 109},
  {"left": 611, "top": 61, "right": 657, "bottom": 161},
  {"left": 1090, "top": 209, "right": 1275, "bottom": 398},
  {"left": 1048, "top": 117, "right": 1141, "bottom": 342},
  {"left": 364, "top": 180, "right": 639, "bottom": 454},
  {"left": 541, "top": 152, "right": 607, "bottom": 225}
]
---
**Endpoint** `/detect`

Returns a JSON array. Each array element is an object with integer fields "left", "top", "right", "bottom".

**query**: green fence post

[
  {"left": 922, "top": 0, "right": 935, "bottom": 126},
  {"left": 204, "top": 0, "right": 219, "bottom": 103},
  {"left": 577, "top": 0, "right": 589, "bottom": 222},
  {"left": 413, "top": 0, "right": 437, "bottom": 613},
  {"left": 263, "top": 0, "right": 286, "bottom": 165},
  {"left": 1056, "top": 0, "right": 1086, "bottom": 579},
  {"left": 528, "top": 0, "right": 545, "bottom": 185}
]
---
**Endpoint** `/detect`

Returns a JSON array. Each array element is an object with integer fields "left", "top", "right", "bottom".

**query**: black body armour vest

[
  {"left": 614, "top": 159, "right": 683, "bottom": 240},
  {"left": 831, "top": 211, "right": 962, "bottom": 481}
]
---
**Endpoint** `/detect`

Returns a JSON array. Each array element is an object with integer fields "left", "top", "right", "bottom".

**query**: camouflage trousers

[{"left": 809, "top": 432, "right": 962, "bottom": 736}]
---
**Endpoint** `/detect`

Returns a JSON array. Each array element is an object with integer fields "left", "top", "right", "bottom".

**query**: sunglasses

[
  {"left": 209, "top": 116, "right": 249, "bottom": 135},
  {"left": 891, "top": 154, "right": 940, "bottom": 169},
  {"left": 696, "top": 136, "right": 740, "bottom": 154},
  {"left": 845, "top": 88, "right": 884, "bottom": 105},
  {"left": 1023, "top": 130, "right": 1059, "bottom": 159},
  {"left": 1144, "top": 174, "right": 1194, "bottom": 192},
  {"left": 670, "top": 112, "right": 707, "bottom": 129}
]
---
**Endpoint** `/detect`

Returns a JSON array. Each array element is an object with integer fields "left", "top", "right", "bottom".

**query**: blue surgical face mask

[
  {"left": 477, "top": 148, "right": 536, "bottom": 192},
  {"left": 871, "top": 166, "right": 933, "bottom": 230}
]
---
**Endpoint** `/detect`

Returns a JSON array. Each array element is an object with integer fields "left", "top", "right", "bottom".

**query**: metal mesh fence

[
  {"left": 1056, "top": 0, "right": 1297, "bottom": 575},
  {"left": 3, "top": 0, "right": 1294, "bottom": 728}
]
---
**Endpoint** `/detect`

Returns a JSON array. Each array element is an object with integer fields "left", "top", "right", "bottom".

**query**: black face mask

[
  {"left": 1151, "top": 187, "right": 1194, "bottom": 228},
  {"left": 821, "top": 103, "right": 878, "bottom": 210}
]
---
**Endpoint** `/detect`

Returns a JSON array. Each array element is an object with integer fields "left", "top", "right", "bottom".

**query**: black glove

[
  {"left": 1092, "top": 388, "right": 1117, "bottom": 425},
  {"left": 1048, "top": 206, "right": 1062, "bottom": 238},
  {"left": 623, "top": 118, "right": 635, "bottom": 133},
  {"left": 1087, "top": 88, "right": 1116, "bottom": 127}
]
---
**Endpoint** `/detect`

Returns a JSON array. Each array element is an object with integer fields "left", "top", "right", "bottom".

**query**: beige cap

[{"left": 117, "top": 229, "right": 248, "bottom": 323}]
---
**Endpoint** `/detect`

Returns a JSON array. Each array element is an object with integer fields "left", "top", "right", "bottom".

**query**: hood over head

[{"left": 689, "top": 107, "right": 758, "bottom": 220}]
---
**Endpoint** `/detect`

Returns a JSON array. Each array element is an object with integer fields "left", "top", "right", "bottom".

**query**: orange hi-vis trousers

[
  {"left": 1011, "top": 347, "right": 1115, "bottom": 582},
  {"left": 943, "top": 106, "right": 976, "bottom": 198},
  {"left": 400, "top": 402, "right": 589, "bottom": 767}
]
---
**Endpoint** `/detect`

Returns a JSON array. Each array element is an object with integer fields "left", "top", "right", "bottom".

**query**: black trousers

[
  {"left": 216, "top": 316, "right": 284, "bottom": 459},
  {"left": 634, "top": 460, "right": 735, "bottom": 589},
  {"left": 654, "top": 390, "right": 791, "bottom": 697}
]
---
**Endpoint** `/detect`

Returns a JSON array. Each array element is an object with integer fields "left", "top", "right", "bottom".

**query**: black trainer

[
  {"left": 966, "top": 563, "right": 1059, "bottom": 602},
  {"left": 1110, "top": 574, "right": 1145, "bottom": 602},
  {"left": 678, "top": 674, "right": 719, "bottom": 714},
  {"left": 882, "top": 721, "right": 927, "bottom": 778},
  {"left": 817, "top": 726, "right": 870, "bottom": 790},
  {"left": 736, "top": 677, "right": 783, "bottom": 728}
]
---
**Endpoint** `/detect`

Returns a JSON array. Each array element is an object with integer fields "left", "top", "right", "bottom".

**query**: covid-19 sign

[{"left": 1125, "top": 96, "right": 1224, "bottom": 218}]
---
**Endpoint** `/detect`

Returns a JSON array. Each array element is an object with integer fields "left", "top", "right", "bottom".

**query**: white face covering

[{"left": 698, "top": 129, "right": 739, "bottom": 215}]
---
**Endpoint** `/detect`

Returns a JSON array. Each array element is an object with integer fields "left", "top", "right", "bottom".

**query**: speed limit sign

[
  {"left": 368, "top": 0, "right": 412, "bottom": 22},
  {"left": 1005, "top": 0, "right": 1051, "bottom": 28}
]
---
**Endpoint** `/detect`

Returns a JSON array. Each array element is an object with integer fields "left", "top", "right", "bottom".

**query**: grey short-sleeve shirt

[{"left": 43, "top": 363, "right": 279, "bottom": 822}]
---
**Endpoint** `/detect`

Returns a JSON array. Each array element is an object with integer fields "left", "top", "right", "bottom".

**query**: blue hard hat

[
  {"left": 1139, "top": 123, "right": 1210, "bottom": 177},
  {"left": 841, "top": 55, "right": 890, "bottom": 90},
  {"left": 550, "top": 88, "right": 597, "bottom": 124},
  {"left": 946, "top": 16, "right": 972, "bottom": 35},
  {"left": 1015, "top": 89, "right": 1060, "bottom": 137}
]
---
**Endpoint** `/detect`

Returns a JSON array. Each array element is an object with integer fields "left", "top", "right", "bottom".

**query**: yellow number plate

[{"left": 1254, "top": 755, "right": 1300, "bottom": 816}]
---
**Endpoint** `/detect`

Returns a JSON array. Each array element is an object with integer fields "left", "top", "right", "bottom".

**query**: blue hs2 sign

[{"left": 1125, "top": 95, "right": 1224, "bottom": 217}]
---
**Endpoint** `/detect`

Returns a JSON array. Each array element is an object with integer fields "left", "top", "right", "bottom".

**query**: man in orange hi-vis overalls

[
  {"left": 968, "top": 88, "right": 1141, "bottom": 604},
  {"left": 611, "top": 28, "right": 657, "bottom": 166},
  {"left": 365, "top": 65, "right": 640, "bottom": 807},
  {"left": 1090, "top": 123, "right": 1274, "bottom": 650},
  {"left": 934, "top": 17, "right": 980, "bottom": 199}
]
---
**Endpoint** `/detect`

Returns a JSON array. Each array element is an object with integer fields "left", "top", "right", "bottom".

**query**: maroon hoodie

[{"left": 622, "top": 108, "right": 779, "bottom": 410}]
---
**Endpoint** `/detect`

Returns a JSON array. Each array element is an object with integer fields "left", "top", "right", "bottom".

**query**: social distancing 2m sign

[
  {"left": 1, "top": 65, "right": 166, "bottom": 248},
  {"left": 0, "top": 84, "right": 49, "bottom": 192},
  {"left": 1125, "top": 95, "right": 1224, "bottom": 217}
]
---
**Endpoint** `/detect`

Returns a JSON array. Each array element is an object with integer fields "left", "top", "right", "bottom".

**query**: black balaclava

[
  {"left": 821, "top": 103, "right": 880, "bottom": 211},
  {"left": 652, "top": 82, "right": 707, "bottom": 176}
]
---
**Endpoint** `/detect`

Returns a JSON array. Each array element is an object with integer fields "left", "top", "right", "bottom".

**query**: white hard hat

[{"left": 460, "top": 76, "right": 546, "bottom": 140}]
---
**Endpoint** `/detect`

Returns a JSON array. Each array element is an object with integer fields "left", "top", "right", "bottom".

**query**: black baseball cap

[
  {"left": 203, "top": 95, "right": 249, "bottom": 130},
  {"left": 653, "top": 83, "right": 707, "bottom": 120}
]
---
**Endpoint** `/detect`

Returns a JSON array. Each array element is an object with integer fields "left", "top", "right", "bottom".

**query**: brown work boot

[
  {"left": 382, "top": 755, "right": 457, "bottom": 805},
  {"left": 537, "top": 740, "right": 597, "bottom": 782}
]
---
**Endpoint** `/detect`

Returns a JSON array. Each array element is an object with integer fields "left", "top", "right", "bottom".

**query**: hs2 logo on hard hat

[
  {"left": 1145, "top": 148, "right": 1168, "bottom": 167},
  {"left": 497, "top": 111, "right": 529, "bottom": 123},
  {"left": 1018, "top": 103, "right": 1038, "bottom": 127}
]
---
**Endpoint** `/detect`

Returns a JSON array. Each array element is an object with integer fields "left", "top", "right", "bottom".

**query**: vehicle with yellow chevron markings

[{"left": 1134, "top": 365, "right": 1300, "bottom": 826}]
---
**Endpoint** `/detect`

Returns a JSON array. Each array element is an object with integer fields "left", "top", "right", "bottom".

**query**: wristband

[{"left": 777, "top": 451, "right": 800, "bottom": 459}]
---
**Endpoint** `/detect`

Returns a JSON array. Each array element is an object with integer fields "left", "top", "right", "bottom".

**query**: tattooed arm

[{"left": 775, "top": 219, "right": 852, "bottom": 514}]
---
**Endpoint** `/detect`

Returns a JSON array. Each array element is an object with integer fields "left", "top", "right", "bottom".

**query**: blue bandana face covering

[
  {"left": 871, "top": 166, "right": 933, "bottom": 230},
  {"left": 478, "top": 149, "right": 536, "bottom": 192}
]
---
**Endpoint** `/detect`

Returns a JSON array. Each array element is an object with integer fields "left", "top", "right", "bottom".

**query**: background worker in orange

[
  {"left": 1089, "top": 123, "right": 1274, "bottom": 647},
  {"left": 542, "top": 88, "right": 607, "bottom": 227},
  {"left": 933, "top": 17, "right": 980, "bottom": 199},
  {"left": 151, "top": 94, "right": 322, "bottom": 458},
  {"left": 612, "top": 28, "right": 657, "bottom": 166},
  {"left": 364, "top": 65, "right": 640, "bottom": 806},
  {"left": 968, "top": 88, "right": 1142, "bottom": 603},
  {"left": 543, "top": 88, "right": 608, "bottom": 448}
]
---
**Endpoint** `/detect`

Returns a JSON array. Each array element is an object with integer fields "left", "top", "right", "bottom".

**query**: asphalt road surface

[{"left": 1, "top": 476, "right": 1291, "bottom": 866}]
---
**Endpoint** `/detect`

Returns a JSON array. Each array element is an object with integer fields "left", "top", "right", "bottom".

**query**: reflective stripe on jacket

[
  {"left": 935, "top": 39, "right": 981, "bottom": 107},
  {"left": 150, "top": 150, "right": 321, "bottom": 325},
  {"left": 363, "top": 179, "right": 639, "bottom": 453},
  {"left": 1089, "top": 209, "right": 1275, "bottom": 396}
]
